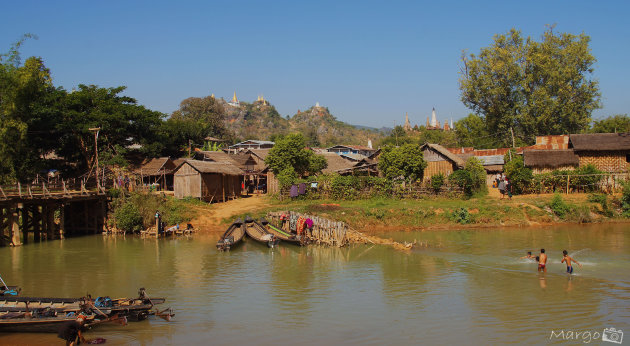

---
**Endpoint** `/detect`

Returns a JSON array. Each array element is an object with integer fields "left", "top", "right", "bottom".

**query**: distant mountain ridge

[{"left": 218, "top": 98, "right": 384, "bottom": 147}]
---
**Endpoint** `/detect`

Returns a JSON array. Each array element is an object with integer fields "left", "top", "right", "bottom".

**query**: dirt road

[{"left": 189, "top": 195, "right": 270, "bottom": 232}]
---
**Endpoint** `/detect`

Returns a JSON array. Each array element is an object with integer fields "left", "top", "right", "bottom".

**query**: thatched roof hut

[
  {"left": 523, "top": 149, "right": 579, "bottom": 174},
  {"left": 569, "top": 133, "right": 630, "bottom": 151},
  {"left": 420, "top": 143, "right": 466, "bottom": 181},
  {"left": 321, "top": 152, "right": 357, "bottom": 174},
  {"left": 137, "top": 157, "right": 179, "bottom": 190}
]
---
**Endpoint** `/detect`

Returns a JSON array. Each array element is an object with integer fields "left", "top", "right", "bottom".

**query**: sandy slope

[{"left": 189, "top": 195, "right": 270, "bottom": 232}]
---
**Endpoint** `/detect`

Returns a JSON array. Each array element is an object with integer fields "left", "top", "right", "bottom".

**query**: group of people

[
  {"left": 494, "top": 173, "right": 512, "bottom": 199},
  {"left": 522, "top": 249, "right": 582, "bottom": 274}
]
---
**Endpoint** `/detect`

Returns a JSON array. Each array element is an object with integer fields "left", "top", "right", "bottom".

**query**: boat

[
  {"left": 256, "top": 218, "right": 303, "bottom": 246},
  {"left": 0, "top": 313, "right": 99, "bottom": 333},
  {"left": 216, "top": 218, "right": 245, "bottom": 251},
  {"left": 244, "top": 216, "right": 280, "bottom": 248},
  {"left": 0, "top": 288, "right": 170, "bottom": 322}
]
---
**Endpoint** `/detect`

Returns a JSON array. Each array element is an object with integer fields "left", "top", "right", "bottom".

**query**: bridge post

[
  {"left": 59, "top": 203, "right": 65, "bottom": 239},
  {"left": 10, "top": 204, "right": 22, "bottom": 246},
  {"left": 46, "top": 203, "right": 55, "bottom": 240}
]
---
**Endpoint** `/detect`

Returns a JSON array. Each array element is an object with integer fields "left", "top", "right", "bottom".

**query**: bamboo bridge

[{"left": 0, "top": 181, "right": 107, "bottom": 247}]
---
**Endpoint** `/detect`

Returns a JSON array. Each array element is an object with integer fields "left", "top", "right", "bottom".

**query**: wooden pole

[{"left": 566, "top": 175, "right": 569, "bottom": 194}]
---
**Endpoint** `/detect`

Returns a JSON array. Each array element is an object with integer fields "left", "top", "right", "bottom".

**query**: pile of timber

[{"left": 266, "top": 211, "right": 416, "bottom": 251}]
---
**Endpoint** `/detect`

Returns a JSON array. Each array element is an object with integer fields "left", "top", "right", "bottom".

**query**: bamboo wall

[
  {"left": 423, "top": 161, "right": 455, "bottom": 181},
  {"left": 577, "top": 151, "right": 630, "bottom": 173},
  {"left": 174, "top": 164, "right": 201, "bottom": 199},
  {"left": 201, "top": 173, "right": 240, "bottom": 202}
]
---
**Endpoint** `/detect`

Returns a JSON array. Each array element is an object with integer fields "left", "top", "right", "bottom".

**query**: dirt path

[{"left": 189, "top": 195, "right": 270, "bottom": 232}]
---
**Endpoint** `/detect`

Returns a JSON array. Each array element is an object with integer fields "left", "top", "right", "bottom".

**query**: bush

[
  {"left": 449, "top": 157, "right": 486, "bottom": 197},
  {"left": 330, "top": 175, "right": 360, "bottom": 200},
  {"left": 587, "top": 193, "right": 612, "bottom": 217},
  {"left": 503, "top": 150, "right": 533, "bottom": 194},
  {"left": 621, "top": 181, "right": 630, "bottom": 217},
  {"left": 450, "top": 208, "right": 472, "bottom": 224},
  {"left": 548, "top": 194, "right": 571, "bottom": 218},
  {"left": 430, "top": 173, "right": 445, "bottom": 194},
  {"left": 114, "top": 202, "right": 143, "bottom": 232}
]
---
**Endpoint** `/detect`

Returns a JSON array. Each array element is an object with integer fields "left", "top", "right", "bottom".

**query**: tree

[
  {"left": 377, "top": 144, "right": 427, "bottom": 182},
  {"left": 265, "top": 133, "right": 327, "bottom": 177},
  {"left": 454, "top": 114, "right": 492, "bottom": 148},
  {"left": 449, "top": 157, "right": 487, "bottom": 197},
  {"left": 591, "top": 114, "right": 630, "bottom": 133},
  {"left": 0, "top": 35, "right": 63, "bottom": 182},
  {"left": 503, "top": 149, "right": 533, "bottom": 194},
  {"left": 56, "top": 84, "right": 164, "bottom": 174},
  {"left": 460, "top": 27, "right": 601, "bottom": 145}
]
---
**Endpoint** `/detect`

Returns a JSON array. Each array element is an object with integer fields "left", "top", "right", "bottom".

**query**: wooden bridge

[{"left": 0, "top": 182, "right": 107, "bottom": 246}]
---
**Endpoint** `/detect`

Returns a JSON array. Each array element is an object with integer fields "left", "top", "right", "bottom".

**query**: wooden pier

[{"left": 0, "top": 183, "right": 107, "bottom": 246}]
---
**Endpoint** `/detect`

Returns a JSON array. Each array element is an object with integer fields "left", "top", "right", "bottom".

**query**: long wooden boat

[
  {"left": 0, "top": 313, "right": 99, "bottom": 333},
  {"left": 216, "top": 218, "right": 245, "bottom": 251},
  {"left": 256, "top": 218, "right": 303, "bottom": 246},
  {"left": 244, "top": 217, "right": 280, "bottom": 248},
  {"left": 0, "top": 289, "right": 167, "bottom": 322}
]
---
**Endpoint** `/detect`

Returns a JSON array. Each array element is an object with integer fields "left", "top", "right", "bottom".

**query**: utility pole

[
  {"left": 89, "top": 127, "right": 101, "bottom": 188},
  {"left": 510, "top": 127, "right": 515, "bottom": 148}
]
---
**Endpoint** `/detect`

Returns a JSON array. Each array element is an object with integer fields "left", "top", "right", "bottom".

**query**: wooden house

[
  {"left": 173, "top": 160, "right": 243, "bottom": 203},
  {"left": 137, "top": 157, "right": 178, "bottom": 190},
  {"left": 523, "top": 149, "right": 579, "bottom": 174},
  {"left": 569, "top": 133, "right": 630, "bottom": 172},
  {"left": 326, "top": 145, "right": 378, "bottom": 157},
  {"left": 420, "top": 143, "right": 465, "bottom": 180}
]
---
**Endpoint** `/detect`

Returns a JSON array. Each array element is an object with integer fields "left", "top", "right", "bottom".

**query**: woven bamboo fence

[{"left": 266, "top": 211, "right": 417, "bottom": 251}]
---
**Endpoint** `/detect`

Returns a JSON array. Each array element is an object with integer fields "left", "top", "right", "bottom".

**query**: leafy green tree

[
  {"left": 265, "top": 133, "right": 327, "bottom": 176},
  {"left": 449, "top": 157, "right": 487, "bottom": 197},
  {"left": 503, "top": 150, "right": 533, "bottom": 194},
  {"left": 56, "top": 84, "right": 164, "bottom": 174},
  {"left": 162, "top": 96, "right": 233, "bottom": 157},
  {"left": 454, "top": 114, "right": 492, "bottom": 148},
  {"left": 460, "top": 27, "right": 601, "bottom": 145},
  {"left": 591, "top": 114, "right": 630, "bottom": 133},
  {"left": 0, "top": 35, "right": 64, "bottom": 182},
  {"left": 377, "top": 144, "right": 427, "bottom": 182}
]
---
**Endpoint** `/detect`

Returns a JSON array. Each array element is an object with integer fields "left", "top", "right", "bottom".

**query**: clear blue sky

[{"left": 2, "top": 0, "right": 628, "bottom": 128}]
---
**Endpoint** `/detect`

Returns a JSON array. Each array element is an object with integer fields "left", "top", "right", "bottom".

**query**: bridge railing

[{"left": 0, "top": 179, "right": 105, "bottom": 199}]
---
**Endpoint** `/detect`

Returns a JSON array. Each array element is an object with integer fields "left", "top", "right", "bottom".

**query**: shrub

[
  {"left": 504, "top": 150, "right": 533, "bottom": 194},
  {"left": 430, "top": 173, "right": 445, "bottom": 194},
  {"left": 450, "top": 208, "right": 472, "bottom": 224},
  {"left": 114, "top": 202, "right": 143, "bottom": 232},
  {"left": 449, "top": 157, "right": 486, "bottom": 197},
  {"left": 621, "top": 181, "right": 630, "bottom": 217},
  {"left": 548, "top": 194, "right": 571, "bottom": 218},
  {"left": 587, "top": 193, "right": 612, "bottom": 217}
]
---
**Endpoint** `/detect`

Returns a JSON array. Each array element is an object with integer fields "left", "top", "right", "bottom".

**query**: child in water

[
  {"left": 561, "top": 250, "right": 582, "bottom": 274},
  {"left": 520, "top": 251, "right": 534, "bottom": 259},
  {"left": 538, "top": 249, "right": 547, "bottom": 272}
]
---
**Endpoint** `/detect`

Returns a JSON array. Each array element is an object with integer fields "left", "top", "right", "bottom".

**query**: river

[{"left": 1, "top": 223, "right": 629, "bottom": 345}]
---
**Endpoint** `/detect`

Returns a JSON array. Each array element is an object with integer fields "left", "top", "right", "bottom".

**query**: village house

[
  {"left": 173, "top": 160, "right": 243, "bottom": 203},
  {"left": 326, "top": 145, "right": 378, "bottom": 158},
  {"left": 227, "top": 140, "right": 274, "bottom": 152},
  {"left": 136, "top": 157, "right": 186, "bottom": 191},
  {"left": 420, "top": 143, "right": 465, "bottom": 181},
  {"left": 523, "top": 149, "right": 580, "bottom": 174},
  {"left": 568, "top": 133, "right": 630, "bottom": 172}
]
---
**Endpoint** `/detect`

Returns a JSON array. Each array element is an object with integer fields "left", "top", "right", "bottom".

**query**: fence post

[{"left": 566, "top": 175, "right": 569, "bottom": 194}]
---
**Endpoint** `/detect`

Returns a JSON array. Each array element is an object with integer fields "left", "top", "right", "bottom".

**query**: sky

[{"left": 2, "top": 0, "right": 629, "bottom": 128}]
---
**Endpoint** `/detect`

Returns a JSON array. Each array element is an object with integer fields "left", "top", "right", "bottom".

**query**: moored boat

[
  {"left": 0, "top": 288, "right": 169, "bottom": 322},
  {"left": 256, "top": 218, "right": 303, "bottom": 246},
  {"left": 244, "top": 216, "right": 280, "bottom": 248},
  {"left": 217, "top": 218, "right": 245, "bottom": 251},
  {"left": 0, "top": 313, "right": 99, "bottom": 333}
]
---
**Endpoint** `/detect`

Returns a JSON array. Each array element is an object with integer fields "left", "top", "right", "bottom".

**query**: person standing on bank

[{"left": 498, "top": 178, "right": 506, "bottom": 199}]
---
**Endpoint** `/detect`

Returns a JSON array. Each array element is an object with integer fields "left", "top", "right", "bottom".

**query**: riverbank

[{"left": 181, "top": 192, "right": 630, "bottom": 234}]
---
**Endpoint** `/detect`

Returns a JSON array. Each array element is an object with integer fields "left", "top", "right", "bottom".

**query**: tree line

[{"left": 0, "top": 36, "right": 234, "bottom": 184}]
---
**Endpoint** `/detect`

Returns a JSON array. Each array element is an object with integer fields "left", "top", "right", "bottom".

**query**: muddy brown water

[{"left": 1, "top": 223, "right": 628, "bottom": 345}]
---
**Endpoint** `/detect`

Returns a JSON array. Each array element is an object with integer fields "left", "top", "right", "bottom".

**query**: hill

[{"left": 219, "top": 98, "right": 383, "bottom": 147}]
